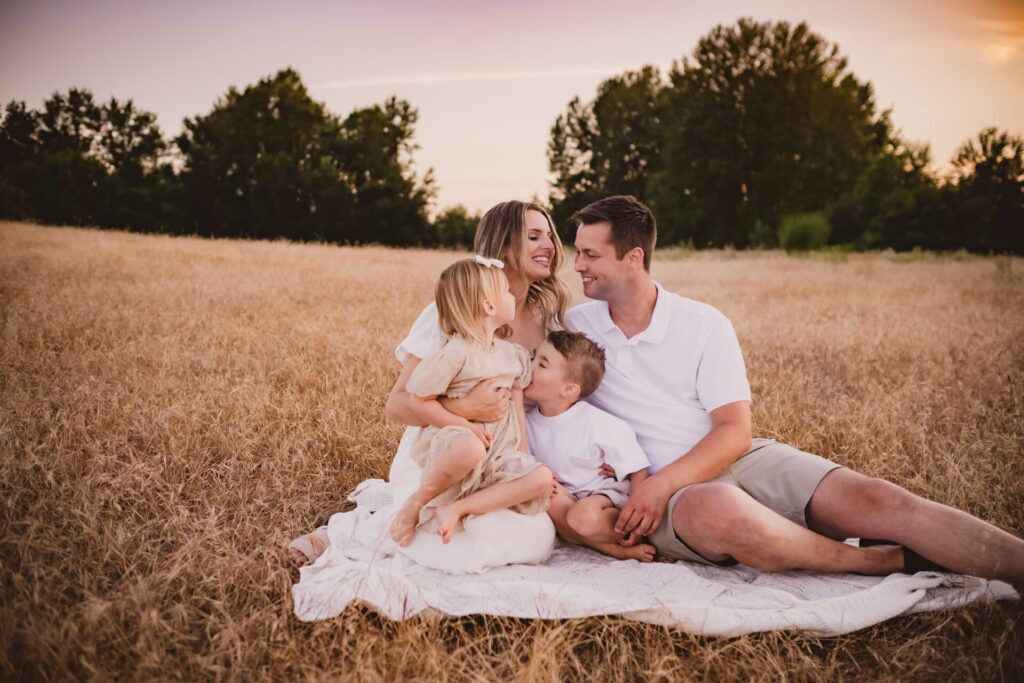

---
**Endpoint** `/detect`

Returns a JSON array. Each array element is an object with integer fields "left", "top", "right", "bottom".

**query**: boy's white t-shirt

[{"left": 526, "top": 401, "right": 650, "bottom": 496}]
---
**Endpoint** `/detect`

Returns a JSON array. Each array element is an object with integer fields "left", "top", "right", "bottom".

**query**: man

[{"left": 564, "top": 195, "right": 1024, "bottom": 581}]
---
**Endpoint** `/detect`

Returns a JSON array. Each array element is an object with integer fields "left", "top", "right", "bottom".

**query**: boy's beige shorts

[{"left": 649, "top": 438, "right": 843, "bottom": 565}]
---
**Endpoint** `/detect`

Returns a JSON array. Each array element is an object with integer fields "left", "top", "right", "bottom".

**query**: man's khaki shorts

[{"left": 649, "top": 438, "right": 843, "bottom": 566}]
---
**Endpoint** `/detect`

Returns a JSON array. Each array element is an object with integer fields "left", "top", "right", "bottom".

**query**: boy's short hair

[
  {"left": 570, "top": 195, "right": 657, "bottom": 271},
  {"left": 546, "top": 330, "right": 605, "bottom": 399}
]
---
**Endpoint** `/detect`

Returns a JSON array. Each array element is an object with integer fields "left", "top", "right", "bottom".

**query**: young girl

[{"left": 389, "top": 256, "right": 554, "bottom": 546}]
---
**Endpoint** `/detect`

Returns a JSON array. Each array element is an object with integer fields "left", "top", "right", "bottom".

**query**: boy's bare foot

[
  {"left": 286, "top": 526, "right": 330, "bottom": 568},
  {"left": 434, "top": 504, "right": 463, "bottom": 544},
  {"left": 601, "top": 542, "right": 657, "bottom": 562},
  {"left": 389, "top": 498, "right": 423, "bottom": 546},
  {"left": 621, "top": 543, "right": 657, "bottom": 562}
]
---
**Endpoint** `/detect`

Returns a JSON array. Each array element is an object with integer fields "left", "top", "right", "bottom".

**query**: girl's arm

[
  {"left": 408, "top": 393, "right": 474, "bottom": 430},
  {"left": 409, "top": 393, "right": 491, "bottom": 448},
  {"left": 385, "top": 357, "right": 511, "bottom": 426},
  {"left": 513, "top": 389, "right": 528, "bottom": 448}
]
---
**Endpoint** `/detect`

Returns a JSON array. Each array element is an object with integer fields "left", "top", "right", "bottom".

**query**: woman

[{"left": 287, "top": 200, "right": 570, "bottom": 566}]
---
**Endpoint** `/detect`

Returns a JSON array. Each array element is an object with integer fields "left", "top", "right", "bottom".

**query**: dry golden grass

[{"left": 1, "top": 221, "right": 1022, "bottom": 681}]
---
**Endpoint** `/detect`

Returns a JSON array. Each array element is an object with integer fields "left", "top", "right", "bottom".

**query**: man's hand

[{"left": 615, "top": 475, "right": 673, "bottom": 542}]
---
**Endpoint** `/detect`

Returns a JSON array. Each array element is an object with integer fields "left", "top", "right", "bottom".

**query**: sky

[{"left": 1, "top": 0, "right": 1022, "bottom": 213}]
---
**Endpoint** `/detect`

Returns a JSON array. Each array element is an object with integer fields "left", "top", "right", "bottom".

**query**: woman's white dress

[{"left": 326, "top": 303, "right": 555, "bottom": 574}]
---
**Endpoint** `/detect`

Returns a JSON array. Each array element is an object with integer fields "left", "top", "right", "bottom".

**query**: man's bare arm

[{"left": 651, "top": 400, "right": 751, "bottom": 493}]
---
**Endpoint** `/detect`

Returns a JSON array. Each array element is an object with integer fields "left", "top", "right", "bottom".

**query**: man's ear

[
  {"left": 560, "top": 383, "right": 581, "bottom": 402},
  {"left": 626, "top": 247, "right": 645, "bottom": 269}
]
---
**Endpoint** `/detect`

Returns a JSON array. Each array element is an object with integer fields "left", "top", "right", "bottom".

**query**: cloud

[
  {"left": 310, "top": 67, "right": 629, "bottom": 90},
  {"left": 975, "top": 18, "right": 1024, "bottom": 64}
]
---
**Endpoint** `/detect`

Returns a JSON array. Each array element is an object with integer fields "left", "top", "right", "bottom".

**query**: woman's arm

[
  {"left": 384, "top": 357, "right": 511, "bottom": 426},
  {"left": 385, "top": 357, "right": 428, "bottom": 426},
  {"left": 408, "top": 394, "right": 491, "bottom": 448}
]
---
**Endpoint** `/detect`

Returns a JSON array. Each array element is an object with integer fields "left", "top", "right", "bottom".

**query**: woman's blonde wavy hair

[
  {"left": 435, "top": 259, "right": 511, "bottom": 346},
  {"left": 473, "top": 201, "right": 569, "bottom": 332}
]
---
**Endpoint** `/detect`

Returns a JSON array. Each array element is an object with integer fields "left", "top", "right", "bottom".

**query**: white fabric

[
  {"left": 292, "top": 480, "right": 1018, "bottom": 635},
  {"left": 527, "top": 401, "right": 650, "bottom": 494},
  {"left": 292, "top": 298, "right": 1019, "bottom": 635},
  {"left": 386, "top": 302, "right": 554, "bottom": 560},
  {"left": 565, "top": 283, "right": 751, "bottom": 473}
]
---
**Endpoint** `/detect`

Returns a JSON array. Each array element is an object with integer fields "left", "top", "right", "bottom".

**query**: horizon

[{"left": 1, "top": 0, "right": 1022, "bottom": 212}]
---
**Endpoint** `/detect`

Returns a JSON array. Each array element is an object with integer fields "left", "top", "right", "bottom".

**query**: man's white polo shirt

[{"left": 565, "top": 282, "right": 751, "bottom": 474}]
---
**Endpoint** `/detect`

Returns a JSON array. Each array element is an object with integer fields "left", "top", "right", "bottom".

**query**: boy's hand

[
  {"left": 468, "top": 423, "right": 491, "bottom": 449},
  {"left": 598, "top": 463, "right": 617, "bottom": 479}
]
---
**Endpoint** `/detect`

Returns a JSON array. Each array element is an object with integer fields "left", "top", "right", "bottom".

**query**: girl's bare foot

[
  {"left": 286, "top": 526, "right": 330, "bottom": 568},
  {"left": 434, "top": 504, "right": 464, "bottom": 544},
  {"left": 389, "top": 498, "right": 423, "bottom": 546}
]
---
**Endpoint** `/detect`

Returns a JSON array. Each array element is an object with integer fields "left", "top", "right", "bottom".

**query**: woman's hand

[{"left": 442, "top": 379, "right": 511, "bottom": 423}]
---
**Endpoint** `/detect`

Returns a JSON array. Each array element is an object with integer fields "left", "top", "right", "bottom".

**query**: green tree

[
  {"left": 1, "top": 90, "right": 174, "bottom": 229},
  {"left": 0, "top": 101, "right": 40, "bottom": 217},
  {"left": 177, "top": 69, "right": 432, "bottom": 244},
  {"left": 948, "top": 127, "right": 1023, "bottom": 254},
  {"left": 337, "top": 96, "right": 435, "bottom": 245},
  {"left": 649, "top": 20, "right": 885, "bottom": 247},
  {"left": 548, "top": 67, "right": 663, "bottom": 238},
  {"left": 828, "top": 127, "right": 945, "bottom": 250},
  {"left": 23, "top": 89, "right": 106, "bottom": 225},
  {"left": 432, "top": 205, "right": 480, "bottom": 247},
  {"left": 778, "top": 211, "right": 830, "bottom": 252}
]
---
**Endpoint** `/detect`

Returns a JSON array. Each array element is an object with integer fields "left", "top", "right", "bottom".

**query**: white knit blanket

[{"left": 291, "top": 479, "right": 1018, "bottom": 636}]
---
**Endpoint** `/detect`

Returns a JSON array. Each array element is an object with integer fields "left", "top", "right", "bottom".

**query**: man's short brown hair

[
  {"left": 546, "top": 330, "right": 605, "bottom": 400},
  {"left": 571, "top": 195, "right": 657, "bottom": 271}
]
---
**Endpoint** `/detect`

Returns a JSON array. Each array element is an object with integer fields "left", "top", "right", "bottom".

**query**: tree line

[
  {"left": 2, "top": 20, "right": 1021, "bottom": 253},
  {"left": 548, "top": 19, "right": 1023, "bottom": 254},
  {"left": 0, "top": 69, "right": 453, "bottom": 245}
]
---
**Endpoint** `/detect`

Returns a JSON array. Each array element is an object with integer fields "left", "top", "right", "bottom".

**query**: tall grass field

[{"left": 1, "top": 221, "right": 1022, "bottom": 680}]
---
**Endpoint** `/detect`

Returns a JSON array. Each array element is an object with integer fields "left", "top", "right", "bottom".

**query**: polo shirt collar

[{"left": 597, "top": 281, "right": 671, "bottom": 345}]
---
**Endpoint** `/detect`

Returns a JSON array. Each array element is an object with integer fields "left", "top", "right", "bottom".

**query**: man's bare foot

[
  {"left": 389, "top": 498, "right": 423, "bottom": 546},
  {"left": 286, "top": 526, "right": 330, "bottom": 568},
  {"left": 435, "top": 504, "right": 464, "bottom": 544}
]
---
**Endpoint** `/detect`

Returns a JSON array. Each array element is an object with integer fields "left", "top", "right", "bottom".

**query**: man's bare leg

[
  {"left": 433, "top": 466, "right": 554, "bottom": 543},
  {"left": 805, "top": 468, "right": 1024, "bottom": 583},
  {"left": 389, "top": 434, "right": 485, "bottom": 546},
  {"left": 549, "top": 486, "right": 656, "bottom": 562},
  {"left": 671, "top": 483, "right": 904, "bottom": 575}
]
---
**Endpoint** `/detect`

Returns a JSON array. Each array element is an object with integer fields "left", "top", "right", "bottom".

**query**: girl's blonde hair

[
  {"left": 473, "top": 201, "right": 569, "bottom": 332},
  {"left": 436, "top": 259, "right": 510, "bottom": 346}
]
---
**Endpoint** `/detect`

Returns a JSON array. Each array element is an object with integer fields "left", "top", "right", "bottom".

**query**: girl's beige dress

[{"left": 405, "top": 334, "right": 548, "bottom": 525}]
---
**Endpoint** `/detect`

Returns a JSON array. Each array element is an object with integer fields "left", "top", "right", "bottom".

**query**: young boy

[{"left": 524, "top": 330, "right": 657, "bottom": 562}]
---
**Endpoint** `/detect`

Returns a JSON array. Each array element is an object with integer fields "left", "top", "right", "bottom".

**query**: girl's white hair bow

[{"left": 474, "top": 254, "right": 505, "bottom": 269}]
